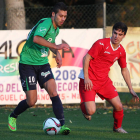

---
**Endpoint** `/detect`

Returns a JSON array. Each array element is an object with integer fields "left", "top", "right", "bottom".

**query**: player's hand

[
  {"left": 130, "top": 89, "right": 139, "bottom": 102},
  {"left": 56, "top": 43, "right": 70, "bottom": 51},
  {"left": 84, "top": 78, "right": 93, "bottom": 91},
  {"left": 55, "top": 51, "right": 62, "bottom": 68}
]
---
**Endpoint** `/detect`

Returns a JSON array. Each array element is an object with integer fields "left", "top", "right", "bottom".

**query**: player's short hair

[
  {"left": 113, "top": 22, "right": 128, "bottom": 35},
  {"left": 52, "top": 2, "right": 68, "bottom": 14}
]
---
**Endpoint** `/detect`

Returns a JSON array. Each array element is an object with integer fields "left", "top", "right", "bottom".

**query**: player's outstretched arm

[
  {"left": 33, "top": 36, "right": 69, "bottom": 51},
  {"left": 121, "top": 67, "right": 139, "bottom": 102}
]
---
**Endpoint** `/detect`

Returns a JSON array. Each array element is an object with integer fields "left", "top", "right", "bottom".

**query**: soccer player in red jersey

[{"left": 78, "top": 22, "right": 139, "bottom": 133}]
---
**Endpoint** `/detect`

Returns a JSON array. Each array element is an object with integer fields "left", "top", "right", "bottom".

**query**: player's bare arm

[
  {"left": 83, "top": 54, "right": 93, "bottom": 91},
  {"left": 50, "top": 47, "right": 62, "bottom": 68},
  {"left": 55, "top": 51, "right": 62, "bottom": 68},
  {"left": 33, "top": 36, "right": 70, "bottom": 51},
  {"left": 49, "top": 47, "right": 58, "bottom": 55},
  {"left": 121, "top": 67, "right": 139, "bottom": 102}
]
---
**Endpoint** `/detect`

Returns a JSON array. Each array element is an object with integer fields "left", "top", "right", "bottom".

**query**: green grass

[{"left": 0, "top": 106, "right": 140, "bottom": 140}]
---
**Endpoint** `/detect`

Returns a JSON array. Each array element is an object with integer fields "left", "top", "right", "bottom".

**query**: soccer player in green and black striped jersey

[{"left": 8, "top": 2, "right": 70, "bottom": 135}]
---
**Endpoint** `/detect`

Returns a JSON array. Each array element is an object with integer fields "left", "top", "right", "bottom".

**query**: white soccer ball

[{"left": 43, "top": 117, "right": 61, "bottom": 135}]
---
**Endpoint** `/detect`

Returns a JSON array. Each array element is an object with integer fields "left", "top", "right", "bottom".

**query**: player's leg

[
  {"left": 43, "top": 79, "right": 65, "bottom": 125},
  {"left": 8, "top": 64, "right": 38, "bottom": 131},
  {"left": 38, "top": 64, "right": 70, "bottom": 135},
  {"left": 80, "top": 101, "right": 96, "bottom": 120},
  {"left": 43, "top": 79, "right": 70, "bottom": 135},
  {"left": 98, "top": 80, "right": 127, "bottom": 133},
  {"left": 8, "top": 90, "right": 37, "bottom": 131},
  {"left": 107, "top": 96, "right": 127, "bottom": 133},
  {"left": 79, "top": 78, "right": 96, "bottom": 120}
]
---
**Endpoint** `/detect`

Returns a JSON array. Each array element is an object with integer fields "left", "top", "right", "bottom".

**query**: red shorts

[{"left": 79, "top": 78, "right": 118, "bottom": 103}]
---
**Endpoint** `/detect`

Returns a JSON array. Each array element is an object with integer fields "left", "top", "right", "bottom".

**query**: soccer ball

[{"left": 43, "top": 117, "right": 61, "bottom": 135}]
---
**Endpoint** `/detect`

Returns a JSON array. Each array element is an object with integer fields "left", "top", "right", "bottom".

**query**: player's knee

[
  {"left": 86, "top": 108, "right": 96, "bottom": 115},
  {"left": 27, "top": 100, "right": 37, "bottom": 107},
  {"left": 115, "top": 103, "right": 123, "bottom": 111},
  {"left": 50, "top": 91, "right": 58, "bottom": 97},
  {"left": 27, "top": 102, "right": 35, "bottom": 107}
]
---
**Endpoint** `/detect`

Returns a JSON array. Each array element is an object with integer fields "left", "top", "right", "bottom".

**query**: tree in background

[
  {"left": 3, "top": 0, "right": 140, "bottom": 29},
  {"left": 5, "top": 0, "right": 25, "bottom": 29},
  {"left": 0, "top": 0, "right": 5, "bottom": 29}
]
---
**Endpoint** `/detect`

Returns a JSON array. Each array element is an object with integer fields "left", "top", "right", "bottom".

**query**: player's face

[
  {"left": 53, "top": 10, "right": 67, "bottom": 27},
  {"left": 111, "top": 29, "right": 125, "bottom": 45}
]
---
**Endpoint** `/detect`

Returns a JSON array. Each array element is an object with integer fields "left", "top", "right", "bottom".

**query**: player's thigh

[
  {"left": 19, "top": 63, "right": 37, "bottom": 91},
  {"left": 25, "top": 90, "right": 37, "bottom": 106},
  {"left": 43, "top": 79, "right": 57, "bottom": 97},
  {"left": 107, "top": 96, "right": 123, "bottom": 111},
  {"left": 98, "top": 81, "right": 122, "bottom": 111},
  {"left": 38, "top": 64, "right": 54, "bottom": 89},
  {"left": 79, "top": 78, "right": 96, "bottom": 102},
  {"left": 97, "top": 80, "right": 118, "bottom": 100}
]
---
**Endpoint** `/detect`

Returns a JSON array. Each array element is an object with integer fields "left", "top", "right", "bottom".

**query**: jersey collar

[{"left": 110, "top": 37, "right": 120, "bottom": 51}]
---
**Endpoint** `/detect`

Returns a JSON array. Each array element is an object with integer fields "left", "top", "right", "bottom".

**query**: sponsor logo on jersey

[
  {"left": 106, "top": 46, "right": 109, "bottom": 49},
  {"left": 104, "top": 51, "right": 110, "bottom": 54},
  {"left": 113, "top": 57, "right": 118, "bottom": 62},
  {"left": 41, "top": 71, "right": 51, "bottom": 77},
  {"left": 47, "top": 38, "right": 52, "bottom": 42},
  {"left": 39, "top": 27, "right": 46, "bottom": 33},
  {"left": 99, "top": 42, "right": 104, "bottom": 46},
  {"left": 41, "top": 48, "right": 48, "bottom": 57}
]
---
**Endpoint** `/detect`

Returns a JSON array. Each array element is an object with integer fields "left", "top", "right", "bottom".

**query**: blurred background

[
  {"left": 0, "top": 0, "right": 140, "bottom": 107},
  {"left": 0, "top": 0, "right": 140, "bottom": 30}
]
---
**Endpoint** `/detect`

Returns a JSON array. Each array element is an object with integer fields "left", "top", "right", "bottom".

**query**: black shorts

[{"left": 19, "top": 63, "right": 54, "bottom": 91}]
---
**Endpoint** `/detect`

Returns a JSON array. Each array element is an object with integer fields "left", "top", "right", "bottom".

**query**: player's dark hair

[
  {"left": 52, "top": 2, "right": 68, "bottom": 14},
  {"left": 113, "top": 22, "right": 128, "bottom": 35}
]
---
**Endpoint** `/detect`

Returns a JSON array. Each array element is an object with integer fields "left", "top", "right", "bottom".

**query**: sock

[
  {"left": 113, "top": 109, "right": 124, "bottom": 129},
  {"left": 80, "top": 102, "right": 88, "bottom": 115},
  {"left": 10, "top": 99, "right": 30, "bottom": 118},
  {"left": 50, "top": 95, "right": 65, "bottom": 126}
]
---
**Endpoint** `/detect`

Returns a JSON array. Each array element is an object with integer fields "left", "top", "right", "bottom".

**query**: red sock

[
  {"left": 80, "top": 102, "right": 88, "bottom": 115},
  {"left": 113, "top": 109, "right": 124, "bottom": 129}
]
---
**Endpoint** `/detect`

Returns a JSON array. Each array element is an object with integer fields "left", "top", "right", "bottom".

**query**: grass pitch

[{"left": 0, "top": 106, "right": 140, "bottom": 140}]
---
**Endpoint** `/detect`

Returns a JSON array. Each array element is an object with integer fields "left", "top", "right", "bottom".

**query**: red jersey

[{"left": 79, "top": 38, "right": 127, "bottom": 89}]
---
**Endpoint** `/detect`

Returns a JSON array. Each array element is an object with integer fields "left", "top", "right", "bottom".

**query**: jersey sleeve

[
  {"left": 88, "top": 40, "right": 103, "bottom": 59},
  {"left": 118, "top": 49, "right": 127, "bottom": 68},
  {"left": 34, "top": 19, "right": 51, "bottom": 37}
]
